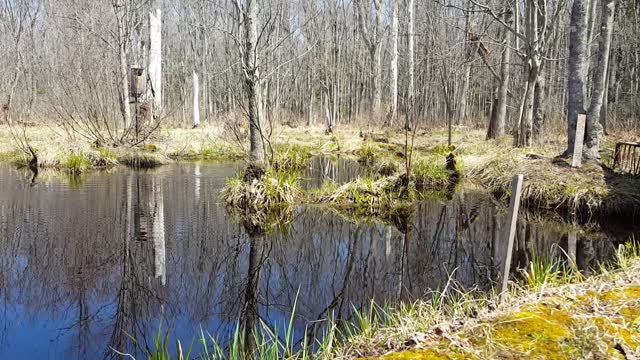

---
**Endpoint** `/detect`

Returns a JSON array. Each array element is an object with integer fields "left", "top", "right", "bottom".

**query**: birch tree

[
  {"left": 389, "top": 0, "right": 399, "bottom": 125},
  {"left": 192, "top": 71, "right": 200, "bottom": 128},
  {"left": 148, "top": 0, "right": 162, "bottom": 119},
  {"left": 406, "top": 0, "right": 415, "bottom": 130}
]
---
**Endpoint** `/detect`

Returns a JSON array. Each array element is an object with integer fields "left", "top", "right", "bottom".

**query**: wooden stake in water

[
  {"left": 500, "top": 174, "right": 524, "bottom": 302},
  {"left": 572, "top": 114, "right": 586, "bottom": 168}
]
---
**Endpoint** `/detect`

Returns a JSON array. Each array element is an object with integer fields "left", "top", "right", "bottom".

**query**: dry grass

[{"left": 469, "top": 149, "right": 640, "bottom": 221}]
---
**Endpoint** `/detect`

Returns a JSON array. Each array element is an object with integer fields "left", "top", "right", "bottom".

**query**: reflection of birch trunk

[
  {"left": 151, "top": 178, "right": 166, "bottom": 286},
  {"left": 194, "top": 163, "right": 201, "bottom": 202}
]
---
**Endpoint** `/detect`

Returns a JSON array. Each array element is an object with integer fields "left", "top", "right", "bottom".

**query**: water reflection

[{"left": 0, "top": 163, "right": 633, "bottom": 359}]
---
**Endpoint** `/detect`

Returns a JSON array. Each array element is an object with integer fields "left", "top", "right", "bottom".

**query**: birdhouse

[{"left": 130, "top": 67, "right": 145, "bottom": 98}]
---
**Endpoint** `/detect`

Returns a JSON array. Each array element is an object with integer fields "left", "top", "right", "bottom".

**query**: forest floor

[
  {"left": 1, "top": 124, "right": 639, "bottom": 221},
  {"left": 335, "top": 248, "right": 640, "bottom": 360}
]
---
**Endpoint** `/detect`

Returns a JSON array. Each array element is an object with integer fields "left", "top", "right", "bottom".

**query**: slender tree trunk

[
  {"left": 407, "top": 0, "right": 415, "bottom": 129},
  {"left": 193, "top": 71, "right": 200, "bottom": 128},
  {"left": 488, "top": 12, "right": 512, "bottom": 139},
  {"left": 242, "top": 0, "right": 265, "bottom": 164},
  {"left": 566, "top": 0, "right": 589, "bottom": 156},
  {"left": 533, "top": 70, "right": 545, "bottom": 144},
  {"left": 117, "top": 11, "right": 132, "bottom": 130},
  {"left": 149, "top": 0, "right": 162, "bottom": 119},
  {"left": 585, "top": 0, "right": 616, "bottom": 160},
  {"left": 389, "top": 0, "right": 399, "bottom": 125},
  {"left": 519, "top": 65, "right": 537, "bottom": 147}
]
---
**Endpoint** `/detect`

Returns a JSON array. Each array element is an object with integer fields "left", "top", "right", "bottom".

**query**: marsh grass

[
  {"left": 63, "top": 151, "right": 91, "bottom": 174},
  {"left": 338, "top": 240, "right": 640, "bottom": 359},
  {"left": 470, "top": 150, "right": 640, "bottom": 221},
  {"left": 170, "top": 143, "right": 245, "bottom": 162},
  {"left": 118, "top": 150, "right": 171, "bottom": 169},
  {"left": 221, "top": 167, "right": 304, "bottom": 234},
  {"left": 310, "top": 175, "right": 413, "bottom": 218},
  {"left": 273, "top": 144, "right": 313, "bottom": 171}
]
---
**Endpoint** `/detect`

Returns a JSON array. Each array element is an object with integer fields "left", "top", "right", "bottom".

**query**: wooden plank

[
  {"left": 500, "top": 174, "right": 524, "bottom": 302},
  {"left": 572, "top": 114, "right": 586, "bottom": 168}
]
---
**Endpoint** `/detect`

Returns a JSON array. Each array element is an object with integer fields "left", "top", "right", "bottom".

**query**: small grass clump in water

[
  {"left": 411, "top": 156, "right": 452, "bottom": 189},
  {"left": 118, "top": 150, "right": 170, "bottom": 169},
  {"left": 222, "top": 166, "right": 303, "bottom": 213},
  {"left": 311, "top": 175, "right": 413, "bottom": 218},
  {"left": 62, "top": 151, "right": 91, "bottom": 174}
]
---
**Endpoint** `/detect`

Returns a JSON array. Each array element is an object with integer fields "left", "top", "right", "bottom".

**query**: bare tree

[
  {"left": 584, "top": 0, "right": 616, "bottom": 160},
  {"left": 487, "top": 10, "right": 513, "bottom": 139},
  {"left": 355, "top": 0, "right": 384, "bottom": 116},
  {"left": 566, "top": 0, "right": 589, "bottom": 157},
  {"left": 234, "top": 0, "right": 266, "bottom": 164}
]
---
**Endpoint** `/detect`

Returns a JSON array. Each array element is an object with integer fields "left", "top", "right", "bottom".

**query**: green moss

[
  {"left": 380, "top": 349, "right": 463, "bottom": 360},
  {"left": 482, "top": 305, "right": 573, "bottom": 359}
]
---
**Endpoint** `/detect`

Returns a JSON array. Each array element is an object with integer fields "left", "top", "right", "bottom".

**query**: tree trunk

[
  {"left": 487, "top": 12, "right": 512, "bottom": 139},
  {"left": 148, "top": 0, "right": 162, "bottom": 119},
  {"left": 533, "top": 68, "right": 545, "bottom": 144},
  {"left": 407, "top": 0, "right": 415, "bottom": 129},
  {"left": 585, "top": 0, "right": 616, "bottom": 160},
  {"left": 566, "top": 0, "right": 589, "bottom": 156},
  {"left": 355, "top": 0, "right": 383, "bottom": 116},
  {"left": 389, "top": 0, "right": 399, "bottom": 125},
  {"left": 518, "top": 65, "right": 537, "bottom": 147},
  {"left": 193, "top": 71, "right": 200, "bottom": 128},
  {"left": 117, "top": 12, "right": 132, "bottom": 130},
  {"left": 243, "top": 0, "right": 266, "bottom": 164}
]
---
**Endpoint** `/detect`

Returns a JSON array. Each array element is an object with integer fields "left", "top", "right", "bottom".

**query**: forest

[{"left": 1, "top": 0, "right": 640, "bottom": 359}]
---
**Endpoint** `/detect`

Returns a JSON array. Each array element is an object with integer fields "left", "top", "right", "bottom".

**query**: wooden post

[
  {"left": 572, "top": 114, "right": 586, "bottom": 168},
  {"left": 500, "top": 174, "right": 524, "bottom": 302}
]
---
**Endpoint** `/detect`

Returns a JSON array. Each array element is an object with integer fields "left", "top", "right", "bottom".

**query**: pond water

[{"left": 0, "top": 162, "right": 632, "bottom": 359}]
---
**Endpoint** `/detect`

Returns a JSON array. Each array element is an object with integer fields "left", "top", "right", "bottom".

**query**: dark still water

[{"left": 0, "top": 162, "right": 629, "bottom": 359}]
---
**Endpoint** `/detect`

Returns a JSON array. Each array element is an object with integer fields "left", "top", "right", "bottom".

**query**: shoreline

[{"left": 2, "top": 125, "right": 639, "bottom": 224}]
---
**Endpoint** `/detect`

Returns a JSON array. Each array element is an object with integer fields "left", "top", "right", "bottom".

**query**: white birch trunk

[
  {"left": 407, "top": 0, "right": 415, "bottom": 129},
  {"left": 151, "top": 178, "right": 166, "bottom": 286},
  {"left": 148, "top": 0, "right": 162, "bottom": 118},
  {"left": 390, "top": 0, "right": 399, "bottom": 125},
  {"left": 193, "top": 71, "right": 200, "bottom": 127}
]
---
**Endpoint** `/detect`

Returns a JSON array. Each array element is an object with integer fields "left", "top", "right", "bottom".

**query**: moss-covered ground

[{"left": 342, "top": 254, "right": 640, "bottom": 360}]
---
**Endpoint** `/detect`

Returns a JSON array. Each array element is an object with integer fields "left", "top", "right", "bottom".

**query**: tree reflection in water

[{"left": 0, "top": 163, "right": 633, "bottom": 359}]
